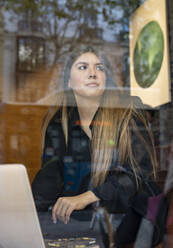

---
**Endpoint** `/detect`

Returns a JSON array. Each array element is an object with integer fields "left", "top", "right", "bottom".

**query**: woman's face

[{"left": 68, "top": 52, "right": 106, "bottom": 99}]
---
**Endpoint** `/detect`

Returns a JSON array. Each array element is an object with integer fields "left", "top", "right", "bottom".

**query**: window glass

[{"left": 0, "top": 0, "right": 173, "bottom": 247}]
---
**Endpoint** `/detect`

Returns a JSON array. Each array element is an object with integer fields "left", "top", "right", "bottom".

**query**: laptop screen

[{"left": 0, "top": 164, "right": 45, "bottom": 248}]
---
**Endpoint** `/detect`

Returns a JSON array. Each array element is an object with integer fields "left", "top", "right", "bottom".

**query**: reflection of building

[
  {"left": 16, "top": 19, "right": 45, "bottom": 102},
  {"left": 1, "top": 14, "right": 49, "bottom": 103}
]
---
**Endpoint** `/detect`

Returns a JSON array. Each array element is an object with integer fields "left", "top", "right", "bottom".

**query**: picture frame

[{"left": 129, "top": 0, "right": 171, "bottom": 108}]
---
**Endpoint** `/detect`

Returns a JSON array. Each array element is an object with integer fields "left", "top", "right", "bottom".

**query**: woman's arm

[
  {"left": 91, "top": 170, "right": 137, "bottom": 213},
  {"left": 32, "top": 115, "right": 65, "bottom": 211},
  {"left": 32, "top": 161, "right": 64, "bottom": 211},
  {"left": 52, "top": 191, "right": 100, "bottom": 224}
]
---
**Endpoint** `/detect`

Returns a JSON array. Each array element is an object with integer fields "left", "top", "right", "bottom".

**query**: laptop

[
  {"left": 0, "top": 164, "right": 46, "bottom": 248},
  {"left": 0, "top": 164, "right": 100, "bottom": 248}
]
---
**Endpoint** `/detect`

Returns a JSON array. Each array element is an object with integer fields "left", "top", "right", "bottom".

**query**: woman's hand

[{"left": 52, "top": 191, "right": 99, "bottom": 224}]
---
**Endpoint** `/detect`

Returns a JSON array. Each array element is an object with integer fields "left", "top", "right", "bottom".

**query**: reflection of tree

[
  {"left": 2, "top": 0, "right": 142, "bottom": 102},
  {"left": 3, "top": 0, "right": 140, "bottom": 62}
]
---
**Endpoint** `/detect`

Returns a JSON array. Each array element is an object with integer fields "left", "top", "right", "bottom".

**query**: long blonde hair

[
  {"left": 41, "top": 46, "right": 157, "bottom": 188},
  {"left": 91, "top": 90, "right": 157, "bottom": 187}
]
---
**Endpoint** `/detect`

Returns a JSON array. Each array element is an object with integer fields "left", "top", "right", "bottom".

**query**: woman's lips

[{"left": 85, "top": 82, "right": 99, "bottom": 87}]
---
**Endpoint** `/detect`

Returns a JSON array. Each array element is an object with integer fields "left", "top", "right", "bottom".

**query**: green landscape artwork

[{"left": 133, "top": 21, "right": 164, "bottom": 88}]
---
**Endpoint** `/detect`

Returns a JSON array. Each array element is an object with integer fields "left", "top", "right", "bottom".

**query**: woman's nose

[
  {"left": 88, "top": 74, "right": 96, "bottom": 79},
  {"left": 88, "top": 66, "right": 97, "bottom": 79}
]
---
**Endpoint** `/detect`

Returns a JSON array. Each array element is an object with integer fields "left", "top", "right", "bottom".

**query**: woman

[{"left": 32, "top": 46, "right": 157, "bottom": 225}]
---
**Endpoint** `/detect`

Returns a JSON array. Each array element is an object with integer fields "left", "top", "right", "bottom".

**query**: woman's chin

[{"left": 74, "top": 88, "right": 105, "bottom": 99}]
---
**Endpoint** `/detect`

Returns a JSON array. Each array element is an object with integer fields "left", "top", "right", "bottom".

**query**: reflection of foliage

[
  {"left": 133, "top": 21, "right": 164, "bottom": 88},
  {"left": 2, "top": 0, "right": 140, "bottom": 62}
]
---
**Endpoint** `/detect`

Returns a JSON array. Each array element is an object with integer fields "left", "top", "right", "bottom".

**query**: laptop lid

[{"left": 0, "top": 164, "right": 45, "bottom": 248}]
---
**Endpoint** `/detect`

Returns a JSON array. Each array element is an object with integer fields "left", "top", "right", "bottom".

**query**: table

[{"left": 38, "top": 210, "right": 105, "bottom": 248}]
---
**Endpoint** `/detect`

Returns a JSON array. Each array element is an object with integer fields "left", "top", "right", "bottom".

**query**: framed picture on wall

[{"left": 129, "top": 0, "right": 171, "bottom": 108}]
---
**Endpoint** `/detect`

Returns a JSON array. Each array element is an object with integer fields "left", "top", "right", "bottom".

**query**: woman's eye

[
  {"left": 78, "top": 65, "right": 87, "bottom": 70},
  {"left": 96, "top": 65, "right": 104, "bottom": 71}
]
